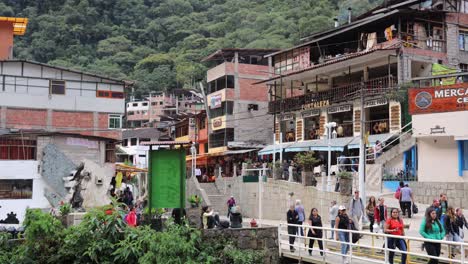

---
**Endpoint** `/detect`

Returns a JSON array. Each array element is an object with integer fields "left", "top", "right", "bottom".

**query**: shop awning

[
  {"left": 116, "top": 145, "right": 136, "bottom": 156},
  {"left": 307, "top": 137, "right": 354, "bottom": 152},
  {"left": 348, "top": 133, "right": 393, "bottom": 149},
  {"left": 258, "top": 142, "right": 293, "bottom": 155},
  {"left": 284, "top": 141, "right": 316, "bottom": 152},
  {"left": 225, "top": 149, "right": 257, "bottom": 155}
]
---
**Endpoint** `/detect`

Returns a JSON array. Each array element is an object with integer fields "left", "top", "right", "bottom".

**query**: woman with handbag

[
  {"left": 366, "top": 196, "right": 376, "bottom": 232},
  {"left": 420, "top": 208, "right": 445, "bottom": 264}
]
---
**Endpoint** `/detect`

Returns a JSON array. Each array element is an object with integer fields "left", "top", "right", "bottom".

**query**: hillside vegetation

[{"left": 1, "top": 0, "right": 382, "bottom": 96}]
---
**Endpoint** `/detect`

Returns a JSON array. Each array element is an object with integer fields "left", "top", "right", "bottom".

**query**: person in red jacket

[
  {"left": 374, "top": 197, "right": 388, "bottom": 232},
  {"left": 126, "top": 206, "right": 137, "bottom": 227}
]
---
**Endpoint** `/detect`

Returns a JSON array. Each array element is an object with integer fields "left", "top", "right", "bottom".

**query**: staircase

[
  {"left": 375, "top": 132, "right": 416, "bottom": 165},
  {"left": 199, "top": 182, "right": 229, "bottom": 215}
]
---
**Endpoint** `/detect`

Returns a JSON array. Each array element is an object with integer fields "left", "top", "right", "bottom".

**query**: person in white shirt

[
  {"left": 329, "top": 200, "right": 339, "bottom": 239},
  {"left": 348, "top": 190, "right": 365, "bottom": 230}
]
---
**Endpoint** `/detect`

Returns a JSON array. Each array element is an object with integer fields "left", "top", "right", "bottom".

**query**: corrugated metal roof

[{"left": 140, "top": 141, "right": 191, "bottom": 146}]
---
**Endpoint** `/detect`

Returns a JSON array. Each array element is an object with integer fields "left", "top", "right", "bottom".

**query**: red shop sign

[{"left": 408, "top": 83, "right": 468, "bottom": 115}]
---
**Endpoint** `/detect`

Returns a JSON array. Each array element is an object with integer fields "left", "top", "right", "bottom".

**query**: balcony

[{"left": 268, "top": 76, "right": 397, "bottom": 114}]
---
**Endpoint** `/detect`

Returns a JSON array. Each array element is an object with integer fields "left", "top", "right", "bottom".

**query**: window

[
  {"left": 132, "top": 103, "right": 138, "bottom": 107},
  {"left": 123, "top": 139, "right": 128, "bottom": 146},
  {"left": 204, "top": 143, "right": 209, "bottom": 153},
  {"left": 109, "top": 114, "right": 122, "bottom": 129},
  {"left": 105, "top": 142, "right": 116, "bottom": 163},
  {"left": 199, "top": 117, "right": 206, "bottom": 129},
  {"left": 130, "top": 138, "right": 137, "bottom": 146},
  {"left": 0, "top": 138, "right": 36, "bottom": 160},
  {"left": 97, "top": 90, "right": 124, "bottom": 99},
  {"left": 248, "top": 104, "right": 258, "bottom": 111},
  {"left": 209, "top": 101, "right": 234, "bottom": 118},
  {"left": 160, "top": 101, "right": 163, "bottom": 105},
  {"left": 208, "top": 75, "right": 235, "bottom": 93},
  {"left": 50, "top": 80, "right": 65, "bottom": 95},
  {"left": 209, "top": 128, "right": 234, "bottom": 148},
  {"left": 0, "top": 180, "right": 33, "bottom": 199},
  {"left": 142, "top": 102, "right": 148, "bottom": 106},
  {"left": 459, "top": 31, "right": 468, "bottom": 51},
  {"left": 461, "top": 63, "right": 468, "bottom": 72},
  {"left": 151, "top": 102, "right": 156, "bottom": 106}
]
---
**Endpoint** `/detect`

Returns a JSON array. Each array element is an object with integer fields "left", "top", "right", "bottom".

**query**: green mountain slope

[{"left": 0, "top": 0, "right": 382, "bottom": 97}]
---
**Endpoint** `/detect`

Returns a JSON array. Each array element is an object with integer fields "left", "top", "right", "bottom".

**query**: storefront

[
  {"left": 327, "top": 104, "right": 353, "bottom": 138},
  {"left": 364, "top": 97, "right": 390, "bottom": 135},
  {"left": 302, "top": 109, "right": 321, "bottom": 140}
]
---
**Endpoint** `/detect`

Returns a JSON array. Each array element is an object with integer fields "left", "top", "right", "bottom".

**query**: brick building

[
  {"left": 201, "top": 48, "right": 279, "bottom": 177},
  {"left": 126, "top": 89, "right": 204, "bottom": 128}
]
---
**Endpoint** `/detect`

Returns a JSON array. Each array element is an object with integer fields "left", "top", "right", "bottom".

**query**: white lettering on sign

[
  {"left": 327, "top": 104, "right": 352, "bottom": 114},
  {"left": 364, "top": 98, "right": 388, "bottom": 108},
  {"left": 302, "top": 100, "right": 329, "bottom": 110},
  {"left": 301, "top": 109, "right": 320, "bottom": 118},
  {"left": 434, "top": 88, "right": 468, "bottom": 98}
]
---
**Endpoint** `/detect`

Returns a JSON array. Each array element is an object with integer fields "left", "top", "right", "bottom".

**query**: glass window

[
  {"left": 50, "top": 80, "right": 65, "bottom": 95},
  {"left": 226, "top": 75, "right": 235, "bottom": 88},
  {"left": 0, "top": 180, "right": 33, "bottom": 199},
  {"left": 109, "top": 114, "right": 122, "bottom": 129},
  {"left": 460, "top": 31, "right": 468, "bottom": 51},
  {"left": 462, "top": 140, "right": 468, "bottom": 170}
]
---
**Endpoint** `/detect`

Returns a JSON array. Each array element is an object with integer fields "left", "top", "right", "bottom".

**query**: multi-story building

[
  {"left": 258, "top": 0, "right": 468, "bottom": 188},
  {"left": 202, "top": 48, "right": 280, "bottom": 177},
  {"left": 0, "top": 17, "right": 127, "bottom": 140},
  {"left": 117, "top": 128, "right": 167, "bottom": 168},
  {"left": 126, "top": 89, "right": 204, "bottom": 128},
  {"left": 0, "top": 17, "right": 126, "bottom": 223}
]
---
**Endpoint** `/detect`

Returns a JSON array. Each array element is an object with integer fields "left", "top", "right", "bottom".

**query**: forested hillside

[{"left": 0, "top": 0, "right": 382, "bottom": 96}]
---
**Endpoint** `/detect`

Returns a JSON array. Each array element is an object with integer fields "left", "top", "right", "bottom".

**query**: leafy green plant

[
  {"left": 59, "top": 202, "right": 72, "bottom": 216},
  {"left": 294, "top": 151, "right": 319, "bottom": 171},
  {"left": 337, "top": 171, "right": 353, "bottom": 179},
  {"left": 187, "top": 194, "right": 202, "bottom": 206}
]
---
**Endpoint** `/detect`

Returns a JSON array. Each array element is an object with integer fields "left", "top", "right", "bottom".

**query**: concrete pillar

[
  {"left": 446, "top": 23, "right": 460, "bottom": 66},
  {"left": 0, "top": 106, "right": 6, "bottom": 128},
  {"left": 46, "top": 109, "right": 52, "bottom": 130},
  {"left": 93, "top": 112, "right": 98, "bottom": 136}
]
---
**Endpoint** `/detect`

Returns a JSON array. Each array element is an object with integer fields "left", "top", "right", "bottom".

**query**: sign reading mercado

[{"left": 408, "top": 83, "right": 468, "bottom": 114}]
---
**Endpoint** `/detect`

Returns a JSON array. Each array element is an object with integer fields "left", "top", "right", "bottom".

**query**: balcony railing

[{"left": 268, "top": 75, "right": 397, "bottom": 114}]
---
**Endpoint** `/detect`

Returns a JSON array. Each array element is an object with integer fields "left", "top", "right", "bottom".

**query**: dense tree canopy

[{"left": 1, "top": 0, "right": 381, "bottom": 97}]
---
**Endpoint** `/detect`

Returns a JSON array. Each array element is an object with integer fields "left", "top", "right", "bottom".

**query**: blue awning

[
  {"left": 348, "top": 133, "right": 393, "bottom": 149},
  {"left": 285, "top": 137, "right": 354, "bottom": 152},
  {"left": 258, "top": 142, "right": 293, "bottom": 155}
]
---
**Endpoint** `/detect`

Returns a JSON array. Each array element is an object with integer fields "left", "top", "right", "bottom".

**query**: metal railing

[
  {"left": 279, "top": 222, "right": 468, "bottom": 263},
  {"left": 268, "top": 75, "right": 397, "bottom": 114}
]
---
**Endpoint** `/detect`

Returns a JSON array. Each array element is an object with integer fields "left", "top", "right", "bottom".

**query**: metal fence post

[
  {"left": 349, "top": 231, "right": 353, "bottom": 263},
  {"left": 384, "top": 235, "right": 388, "bottom": 264}
]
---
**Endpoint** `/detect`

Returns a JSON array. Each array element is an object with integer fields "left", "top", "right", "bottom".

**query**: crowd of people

[{"left": 285, "top": 188, "right": 468, "bottom": 264}]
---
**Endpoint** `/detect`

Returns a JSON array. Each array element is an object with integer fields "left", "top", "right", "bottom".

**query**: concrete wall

[
  {"left": 413, "top": 111, "right": 468, "bottom": 139},
  {"left": 417, "top": 137, "right": 468, "bottom": 182},
  {"left": 220, "top": 177, "right": 350, "bottom": 224},
  {"left": 409, "top": 181, "right": 468, "bottom": 209},
  {"left": 203, "top": 227, "right": 279, "bottom": 264},
  {"left": 234, "top": 100, "right": 272, "bottom": 144},
  {"left": 0, "top": 160, "right": 51, "bottom": 222}
]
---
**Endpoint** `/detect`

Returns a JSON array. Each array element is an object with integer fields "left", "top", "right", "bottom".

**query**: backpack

[
  {"left": 349, "top": 222, "right": 361, "bottom": 243},
  {"left": 394, "top": 187, "right": 401, "bottom": 200}
]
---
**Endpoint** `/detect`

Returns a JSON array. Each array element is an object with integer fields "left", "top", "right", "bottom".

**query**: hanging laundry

[
  {"left": 384, "top": 25, "right": 396, "bottom": 41},
  {"left": 366, "top": 32, "right": 377, "bottom": 50},
  {"left": 115, "top": 171, "right": 123, "bottom": 189}
]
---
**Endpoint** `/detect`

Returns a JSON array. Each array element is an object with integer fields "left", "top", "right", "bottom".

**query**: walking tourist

[
  {"left": 384, "top": 208, "right": 407, "bottom": 264},
  {"left": 444, "top": 206, "right": 462, "bottom": 258},
  {"left": 438, "top": 193, "right": 448, "bottom": 226},
  {"left": 329, "top": 200, "right": 339, "bottom": 239},
  {"left": 366, "top": 196, "right": 376, "bottom": 232},
  {"left": 295, "top": 199, "right": 305, "bottom": 238},
  {"left": 229, "top": 205, "right": 243, "bottom": 228},
  {"left": 400, "top": 184, "right": 414, "bottom": 218},
  {"left": 335, "top": 205, "right": 352, "bottom": 264},
  {"left": 395, "top": 181, "right": 404, "bottom": 214},
  {"left": 374, "top": 197, "right": 388, "bottom": 232},
  {"left": 427, "top": 199, "right": 441, "bottom": 216},
  {"left": 456, "top": 208, "right": 468, "bottom": 239},
  {"left": 420, "top": 208, "right": 445, "bottom": 264},
  {"left": 307, "top": 208, "right": 324, "bottom": 256},
  {"left": 287, "top": 204, "right": 299, "bottom": 252},
  {"left": 227, "top": 196, "right": 236, "bottom": 217},
  {"left": 348, "top": 190, "right": 365, "bottom": 230}
]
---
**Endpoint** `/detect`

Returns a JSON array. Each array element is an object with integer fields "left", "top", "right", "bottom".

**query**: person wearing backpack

[
  {"left": 384, "top": 208, "right": 407, "bottom": 264},
  {"left": 348, "top": 190, "right": 365, "bottom": 230},
  {"left": 420, "top": 208, "right": 445, "bottom": 264}
]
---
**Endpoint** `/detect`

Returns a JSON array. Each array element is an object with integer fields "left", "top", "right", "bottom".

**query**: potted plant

[
  {"left": 141, "top": 207, "right": 165, "bottom": 231},
  {"left": 294, "top": 151, "right": 319, "bottom": 186},
  {"left": 337, "top": 171, "right": 353, "bottom": 195},
  {"left": 187, "top": 194, "right": 202, "bottom": 208}
]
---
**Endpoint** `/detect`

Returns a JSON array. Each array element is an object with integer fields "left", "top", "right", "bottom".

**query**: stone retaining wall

[
  {"left": 202, "top": 227, "right": 278, "bottom": 264},
  {"left": 409, "top": 182, "right": 468, "bottom": 209}
]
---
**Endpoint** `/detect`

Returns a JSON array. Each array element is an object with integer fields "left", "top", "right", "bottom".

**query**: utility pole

[{"left": 358, "top": 82, "right": 366, "bottom": 200}]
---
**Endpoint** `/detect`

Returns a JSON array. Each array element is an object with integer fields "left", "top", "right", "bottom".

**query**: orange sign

[{"left": 408, "top": 83, "right": 468, "bottom": 115}]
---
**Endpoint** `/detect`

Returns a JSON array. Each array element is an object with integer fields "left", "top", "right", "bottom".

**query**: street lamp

[{"left": 325, "top": 122, "right": 337, "bottom": 192}]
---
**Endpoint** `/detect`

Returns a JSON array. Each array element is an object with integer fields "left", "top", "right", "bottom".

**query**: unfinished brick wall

[
  {"left": 52, "top": 111, "right": 93, "bottom": 128},
  {"left": 5, "top": 108, "right": 47, "bottom": 128},
  {"left": 239, "top": 79, "right": 269, "bottom": 101}
]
